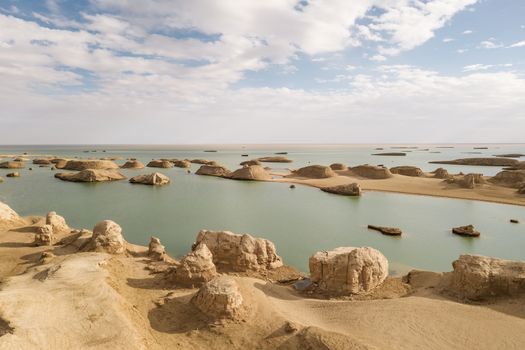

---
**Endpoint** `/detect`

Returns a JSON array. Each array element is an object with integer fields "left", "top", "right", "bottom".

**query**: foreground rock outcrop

[
  {"left": 170, "top": 243, "right": 217, "bottom": 287},
  {"left": 309, "top": 247, "right": 388, "bottom": 295},
  {"left": 321, "top": 183, "right": 361, "bottom": 196},
  {"left": 46, "top": 211, "right": 69, "bottom": 233},
  {"left": 62, "top": 159, "right": 120, "bottom": 171},
  {"left": 34, "top": 225, "right": 55, "bottom": 246},
  {"left": 193, "top": 230, "right": 283, "bottom": 272},
  {"left": 230, "top": 165, "right": 272, "bottom": 181},
  {"left": 349, "top": 165, "right": 392, "bottom": 179},
  {"left": 449, "top": 255, "right": 525, "bottom": 300},
  {"left": 195, "top": 164, "right": 231, "bottom": 177},
  {"left": 0, "top": 201, "right": 21, "bottom": 226},
  {"left": 390, "top": 166, "right": 423, "bottom": 177},
  {"left": 290, "top": 165, "right": 336, "bottom": 179},
  {"left": 191, "top": 276, "right": 244, "bottom": 321},
  {"left": 55, "top": 169, "right": 127, "bottom": 182},
  {"left": 129, "top": 172, "right": 170, "bottom": 185},
  {"left": 85, "top": 220, "right": 125, "bottom": 254},
  {"left": 148, "top": 237, "right": 166, "bottom": 261}
]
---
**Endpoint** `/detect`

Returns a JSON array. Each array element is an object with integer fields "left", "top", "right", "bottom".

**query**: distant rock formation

[
  {"left": 489, "top": 170, "right": 525, "bottom": 188},
  {"left": 390, "top": 166, "right": 423, "bottom": 177},
  {"left": 329, "top": 163, "right": 347, "bottom": 171},
  {"left": 55, "top": 169, "right": 126, "bottom": 182},
  {"left": 431, "top": 167, "right": 450, "bottom": 179},
  {"left": 372, "top": 152, "right": 406, "bottom": 156},
  {"left": 309, "top": 247, "right": 388, "bottom": 295},
  {"left": 193, "top": 230, "right": 283, "bottom": 272},
  {"left": 446, "top": 173, "right": 485, "bottom": 189},
  {"left": 321, "top": 183, "right": 361, "bottom": 196},
  {"left": 121, "top": 160, "right": 145, "bottom": 169},
  {"left": 85, "top": 220, "right": 125, "bottom": 254},
  {"left": 367, "top": 225, "right": 402, "bottom": 236},
  {"left": 170, "top": 242, "right": 217, "bottom": 287},
  {"left": 493, "top": 153, "right": 524, "bottom": 158},
  {"left": 430, "top": 158, "right": 519, "bottom": 166},
  {"left": 172, "top": 159, "right": 191, "bottom": 168},
  {"left": 195, "top": 164, "right": 231, "bottom": 177},
  {"left": 240, "top": 159, "right": 261, "bottom": 166},
  {"left": 148, "top": 237, "right": 166, "bottom": 261},
  {"left": 6, "top": 172, "right": 20, "bottom": 178},
  {"left": 191, "top": 276, "right": 244, "bottom": 321},
  {"left": 257, "top": 156, "right": 292, "bottom": 163},
  {"left": 129, "top": 172, "right": 170, "bottom": 185},
  {"left": 349, "top": 165, "right": 392, "bottom": 179},
  {"left": 291, "top": 165, "right": 336, "bottom": 179},
  {"left": 449, "top": 255, "right": 525, "bottom": 300},
  {"left": 190, "top": 159, "right": 211, "bottom": 164},
  {"left": 62, "top": 159, "right": 120, "bottom": 171},
  {"left": 32, "top": 158, "right": 52, "bottom": 165},
  {"left": 147, "top": 160, "right": 173, "bottom": 168},
  {"left": 452, "top": 225, "right": 480, "bottom": 237},
  {"left": 50, "top": 158, "right": 68, "bottom": 169},
  {"left": 0, "top": 161, "right": 25, "bottom": 169},
  {"left": 230, "top": 165, "right": 271, "bottom": 181}
]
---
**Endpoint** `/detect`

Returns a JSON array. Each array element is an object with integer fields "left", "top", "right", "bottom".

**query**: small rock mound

[
  {"left": 367, "top": 225, "right": 402, "bottom": 236},
  {"left": 446, "top": 173, "right": 485, "bottom": 189},
  {"left": 452, "top": 225, "right": 480, "bottom": 237},
  {"left": 55, "top": 169, "right": 126, "bottom": 182},
  {"left": 85, "top": 220, "right": 125, "bottom": 254},
  {"left": 195, "top": 164, "right": 231, "bottom": 177},
  {"left": 148, "top": 237, "right": 166, "bottom": 260},
  {"left": 191, "top": 276, "right": 244, "bottom": 321},
  {"left": 321, "top": 183, "right": 361, "bottom": 196},
  {"left": 390, "top": 166, "right": 423, "bottom": 177},
  {"left": 230, "top": 165, "right": 271, "bottom": 181},
  {"left": 329, "top": 163, "right": 347, "bottom": 171},
  {"left": 6, "top": 172, "right": 20, "bottom": 178},
  {"left": 46, "top": 211, "right": 69, "bottom": 233},
  {"left": 172, "top": 160, "right": 191, "bottom": 168},
  {"left": 309, "top": 247, "right": 388, "bottom": 295},
  {"left": 349, "top": 165, "right": 392, "bottom": 179},
  {"left": 32, "top": 158, "right": 52, "bottom": 165},
  {"left": 120, "top": 160, "right": 145, "bottom": 169},
  {"left": 170, "top": 242, "right": 217, "bottom": 287},
  {"left": 190, "top": 159, "right": 211, "bottom": 164},
  {"left": 194, "top": 230, "right": 283, "bottom": 272},
  {"left": 291, "top": 165, "right": 336, "bottom": 179},
  {"left": 0, "top": 161, "right": 25, "bottom": 169},
  {"left": 449, "top": 254, "right": 525, "bottom": 300},
  {"left": 489, "top": 170, "right": 525, "bottom": 189},
  {"left": 432, "top": 167, "right": 450, "bottom": 179},
  {"left": 240, "top": 159, "right": 261, "bottom": 166},
  {"left": 258, "top": 156, "right": 292, "bottom": 163},
  {"left": 147, "top": 160, "right": 173, "bottom": 168},
  {"left": 62, "top": 159, "right": 119, "bottom": 171},
  {"left": 129, "top": 172, "right": 170, "bottom": 185}
]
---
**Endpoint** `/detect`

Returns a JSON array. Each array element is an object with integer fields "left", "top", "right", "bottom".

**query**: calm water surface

[{"left": 1, "top": 145, "right": 524, "bottom": 273}]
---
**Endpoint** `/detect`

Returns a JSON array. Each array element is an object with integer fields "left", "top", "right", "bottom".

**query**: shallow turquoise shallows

[{"left": 1, "top": 145, "right": 524, "bottom": 274}]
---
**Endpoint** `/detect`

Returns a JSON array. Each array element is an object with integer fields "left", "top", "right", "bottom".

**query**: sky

[{"left": 0, "top": 0, "right": 524, "bottom": 144}]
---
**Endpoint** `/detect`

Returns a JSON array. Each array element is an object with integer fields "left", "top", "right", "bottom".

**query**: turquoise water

[{"left": 1, "top": 145, "right": 524, "bottom": 274}]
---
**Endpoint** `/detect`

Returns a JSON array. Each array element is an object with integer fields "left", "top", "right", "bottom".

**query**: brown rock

[
  {"left": 193, "top": 230, "right": 283, "bottom": 272},
  {"left": 321, "top": 183, "right": 361, "bottom": 196},
  {"left": 62, "top": 159, "right": 119, "bottom": 171},
  {"left": 329, "top": 163, "right": 347, "bottom": 171},
  {"left": 431, "top": 167, "right": 450, "bottom": 179},
  {"left": 0, "top": 201, "right": 21, "bottom": 225},
  {"left": 191, "top": 276, "right": 244, "bottom": 321},
  {"left": 46, "top": 211, "right": 69, "bottom": 233},
  {"left": 390, "top": 166, "right": 423, "bottom": 177},
  {"left": 129, "top": 172, "right": 170, "bottom": 185},
  {"left": 510, "top": 219, "right": 519, "bottom": 224},
  {"left": 0, "top": 161, "right": 25, "bottom": 169},
  {"left": 85, "top": 220, "right": 125, "bottom": 254},
  {"left": 519, "top": 184, "right": 525, "bottom": 194},
  {"left": 55, "top": 169, "right": 126, "bottom": 182},
  {"left": 309, "top": 247, "right": 389, "bottom": 295},
  {"left": 172, "top": 160, "right": 191, "bottom": 168},
  {"left": 291, "top": 165, "right": 336, "bottom": 179},
  {"left": 34, "top": 225, "right": 55, "bottom": 246},
  {"left": 195, "top": 164, "right": 231, "bottom": 177},
  {"left": 372, "top": 152, "right": 406, "bottom": 156},
  {"left": 450, "top": 255, "right": 525, "bottom": 300},
  {"left": 230, "top": 165, "right": 272, "bottom": 181},
  {"left": 257, "top": 156, "right": 292, "bottom": 163},
  {"left": 147, "top": 160, "right": 173, "bottom": 168},
  {"left": 240, "top": 159, "right": 261, "bottom": 166},
  {"left": 190, "top": 159, "right": 211, "bottom": 164},
  {"left": 446, "top": 173, "right": 485, "bottom": 189},
  {"left": 120, "top": 160, "right": 145, "bottom": 169},
  {"left": 349, "top": 165, "right": 392, "bottom": 179},
  {"left": 489, "top": 170, "right": 525, "bottom": 189},
  {"left": 6, "top": 172, "right": 20, "bottom": 178},
  {"left": 148, "top": 236, "right": 166, "bottom": 260},
  {"left": 32, "top": 158, "right": 52, "bottom": 165},
  {"left": 430, "top": 158, "right": 519, "bottom": 166},
  {"left": 170, "top": 242, "right": 217, "bottom": 287},
  {"left": 367, "top": 225, "right": 402, "bottom": 236},
  {"left": 452, "top": 225, "right": 480, "bottom": 237}
]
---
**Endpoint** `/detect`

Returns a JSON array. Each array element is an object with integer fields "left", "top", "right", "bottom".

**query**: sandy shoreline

[{"left": 274, "top": 171, "right": 525, "bottom": 207}]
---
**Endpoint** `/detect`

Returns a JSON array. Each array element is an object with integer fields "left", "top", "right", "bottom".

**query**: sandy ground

[
  {"left": 1, "top": 217, "right": 525, "bottom": 349},
  {"left": 274, "top": 171, "right": 525, "bottom": 206}
]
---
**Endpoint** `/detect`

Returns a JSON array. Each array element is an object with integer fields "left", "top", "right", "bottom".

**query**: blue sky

[{"left": 0, "top": 0, "right": 524, "bottom": 143}]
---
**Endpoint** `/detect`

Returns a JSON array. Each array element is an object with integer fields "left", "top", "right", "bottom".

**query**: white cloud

[
  {"left": 370, "top": 54, "right": 387, "bottom": 62},
  {"left": 443, "top": 38, "right": 454, "bottom": 43},
  {"left": 509, "top": 40, "right": 525, "bottom": 48},
  {"left": 479, "top": 39, "right": 503, "bottom": 49},
  {"left": 462, "top": 30, "right": 473, "bottom": 34}
]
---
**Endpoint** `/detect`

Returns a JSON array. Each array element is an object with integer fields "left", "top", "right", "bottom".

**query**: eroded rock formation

[
  {"left": 390, "top": 166, "right": 423, "bottom": 177},
  {"left": 129, "top": 173, "right": 170, "bottom": 185},
  {"left": 62, "top": 159, "right": 120, "bottom": 171},
  {"left": 121, "top": 160, "right": 145, "bottom": 169},
  {"left": 321, "top": 183, "right": 361, "bottom": 196},
  {"left": 191, "top": 276, "right": 244, "bottom": 321},
  {"left": 230, "top": 165, "right": 272, "bottom": 181},
  {"left": 85, "top": 220, "right": 125, "bottom": 254},
  {"left": 147, "top": 160, "right": 173, "bottom": 168},
  {"left": 55, "top": 170, "right": 126, "bottom": 182},
  {"left": 291, "top": 165, "right": 336, "bottom": 179},
  {"left": 349, "top": 165, "right": 392, "bottom": 179},
  {"left": 170, "top": 242, "right": 217, "bottom": 287},
  {"left": 195, "top": 164, "right": 231, "bottom": 177}
]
